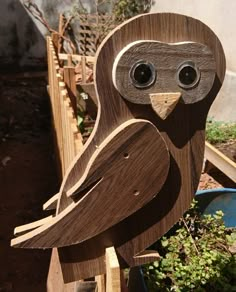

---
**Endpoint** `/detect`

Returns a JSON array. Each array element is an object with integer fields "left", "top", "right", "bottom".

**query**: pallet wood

[
  {"left": 205, "top": 141, "right": 236, "bottom": 182},
  {"left": 12, "top": 13, "right": 226, "bottom": 284},
  {"left": 113, "top": 41, "right": 216, "bottom": 105}
]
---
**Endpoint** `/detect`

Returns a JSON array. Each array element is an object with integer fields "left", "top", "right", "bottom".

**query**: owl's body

[{"left": 11, "top": 13, "right": 225, "bottom": 281}]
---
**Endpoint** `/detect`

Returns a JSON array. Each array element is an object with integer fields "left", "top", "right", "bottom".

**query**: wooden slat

[
  {"left": 106, "top": 247, "right": 121, "bottom": 292},
  {"left": 47, "top": 37, "right": 83, "bottom": 177},
  {"left": 96, "top": 275, "right": 106, "bottom": 292},
  {"left": 58, "top": 53, "right": 95, "bottom": 63},
  {"left": 47, "top": 249, "right": 75, "bottom": 292},
  {"left": 205, "top": 141, "right": 236, "bottom": 182},
  {"left": 63, "top": 66, "right": 77, "bottom": 115}
]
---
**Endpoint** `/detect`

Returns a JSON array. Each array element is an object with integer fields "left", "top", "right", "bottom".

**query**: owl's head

[
  {"left": 95, "top": 13, "right": 226, "bottom": 120},
  {"left": 113, "top": 40, "right": 218, "bottom": 119}
]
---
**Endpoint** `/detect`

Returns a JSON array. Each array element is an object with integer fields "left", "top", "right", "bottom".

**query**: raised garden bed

[{"left": 204, "top": 121, "right": 236, "bottom": 183}]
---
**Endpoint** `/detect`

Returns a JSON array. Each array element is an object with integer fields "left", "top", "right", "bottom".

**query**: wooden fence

[{"left": 47, "top": 36, "right": 83, "bottom": 177}]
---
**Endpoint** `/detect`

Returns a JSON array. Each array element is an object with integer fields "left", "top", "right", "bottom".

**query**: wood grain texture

[
  {"left": 150, "top": 92, "right": 181, "bottom": 119},
  {"left": 205, "top": 141, "right": 236, "bottom": 182},
  {"left": 11, "top": 119, "right": 169, "bottom": 248},
  {"left": 106, "top": 247, "right": 121, "bottom": 292},
  {"left": 47, "top": 249, "right": 76, "bottom": 292},
  {"left": 57, "top": 13, "right": 225, "bottom": 282},
  {"left": 12, "top": 13, "right": 226, "bottom": 282},
  {"left": 113, "top": 41, "right": 216, "bottom": 105},
  {"left": 63, "top": 66, "right": 77, "bottom": 115}
]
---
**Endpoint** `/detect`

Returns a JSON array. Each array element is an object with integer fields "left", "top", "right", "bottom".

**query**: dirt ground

[
  {"left": 0, "top": 76, "right": 59, "bottom": 292},
  {"left": 216, "top": 140, "right": 236, "bottom": 163},
  {"left": 0, "top": 76, "right": 234, "bottom": 292}
]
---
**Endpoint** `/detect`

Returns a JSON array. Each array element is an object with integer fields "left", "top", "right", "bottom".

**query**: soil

[
  {"left": 0, "top": 75, "right": 234, "bottom": 291},
  {"left": 215, "top": 140, "right": 236, "bottom": 163},
  {"left": 0, "top": 76, "right": 59, "bottom": 292}
]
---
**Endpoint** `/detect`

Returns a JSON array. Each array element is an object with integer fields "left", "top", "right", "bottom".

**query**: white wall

[
  {"left": 152, "top": 0, "right": 236, "bottom": 121},
  {"left": 152, "top": 0, "right": 236, "bottom": 72}
]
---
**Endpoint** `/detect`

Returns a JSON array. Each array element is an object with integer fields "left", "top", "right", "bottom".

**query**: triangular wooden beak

[{"left": 149, "top": 92, "right": 181, "bottom": 120}]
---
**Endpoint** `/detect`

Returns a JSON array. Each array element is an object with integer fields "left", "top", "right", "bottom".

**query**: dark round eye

[
  {"left": 130, "top": 61, "right": 156, "bottom": 88},
  {"left": 177, "top": 62, "right": 200, "bottom": 89}
]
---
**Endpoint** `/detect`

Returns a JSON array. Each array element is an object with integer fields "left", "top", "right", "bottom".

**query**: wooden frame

[{"left": 205, "top": 141, "right": 236, "bottom": 182}]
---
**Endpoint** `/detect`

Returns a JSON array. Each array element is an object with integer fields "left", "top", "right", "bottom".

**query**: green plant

[
  {"left": 206, "top": 119, "right": 236, "bottom": 144},
  {"left": 143, "top": 200, "right": 236, "bottom": 291},
  {"left": 113, "top": 0, "right": 152, "bottom": 21}
]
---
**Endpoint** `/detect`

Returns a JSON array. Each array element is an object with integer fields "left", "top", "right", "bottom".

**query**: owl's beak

[{"left": 149, "top": 92, "right": 181, "bottom": 120}]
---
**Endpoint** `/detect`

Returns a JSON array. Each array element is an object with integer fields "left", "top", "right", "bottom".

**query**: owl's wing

[{"left": 11, "top": 119, "right": 169, "bottom": 248}]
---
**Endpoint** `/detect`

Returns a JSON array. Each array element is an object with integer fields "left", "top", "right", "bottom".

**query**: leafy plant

[
  {"left": 143, "top": 200, "right": 236, "bottom": 291},
  {"left": 113, "top": 0, "right": 152, "bottom": 21},
  {"left": 206, "top": 119, "right": 236, "bottom": 144}
]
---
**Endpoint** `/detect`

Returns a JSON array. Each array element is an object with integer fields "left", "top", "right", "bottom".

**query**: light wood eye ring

[
  {"left": 129, "top": 60, "right": 156, "bottom": 89},
  {"left": 176, "top": 61, "right": 200, "bottom": 89}
]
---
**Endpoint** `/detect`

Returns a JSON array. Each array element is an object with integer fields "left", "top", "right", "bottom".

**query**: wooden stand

[{"left": 47, "top": 247, "right": 124, "bottom": 292}]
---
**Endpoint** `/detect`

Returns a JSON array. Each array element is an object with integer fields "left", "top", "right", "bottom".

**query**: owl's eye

[
  {"left": 177, "top": 61, "right": 200, "bottom": 89},
  {"left": 130, "top": 61, "right": 156, "bottom": 89}
]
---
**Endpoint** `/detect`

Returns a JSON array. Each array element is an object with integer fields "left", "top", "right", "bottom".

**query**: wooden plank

[
  {"left": 47, "top": 249, "right": 75, "bottom": 292},
  {"left": 106, "top": 247, "right": 121, "bottom": 292},
  {"left": 51, "top": 32, "right": 59, "bottom": 52},
  {"left": 67, "top": 54, "right": 73, "bottom": 66},
  {"left": 96, "top": 275, "right": 106, "bottom": 292},
  {"left": 63, "top": 66, "right": 77, "bottom": 115},
  {"left": 79, "top": 83, "right": 97, "bottom": 104},
  {"left": 58, "top": 54, "right": 95, "bottom": 63},
  {"left": 205, "top": 141, "right": 236, "bottom": 182},
  {"left": 113, "top": 41, "right": 216, "bottom": 105},
  {"left": 81, "top": 56, "right": 87, "bottom": 83}
]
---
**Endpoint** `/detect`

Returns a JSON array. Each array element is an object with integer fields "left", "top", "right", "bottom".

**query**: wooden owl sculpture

[{"left": 11, "top": 13, "right": 226, "bottom": 281}]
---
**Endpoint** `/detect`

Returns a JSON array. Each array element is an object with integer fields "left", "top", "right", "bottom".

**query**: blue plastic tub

[{"left": 195, "top": 188, "right": 236, "bottom": 227}]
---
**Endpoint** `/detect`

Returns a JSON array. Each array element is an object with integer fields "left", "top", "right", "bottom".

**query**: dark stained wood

[
  {"left": 113, "top": 41, "right": 217, "bottom": 105},
  {"left": 11, "top": 119, "right": 169, "bottom": 247},
  {"left": 12, "top": 13, "right": 226, "bottom": 282},
  {"left": 58, "top": 12, "right": 225, "bottom": 281}
]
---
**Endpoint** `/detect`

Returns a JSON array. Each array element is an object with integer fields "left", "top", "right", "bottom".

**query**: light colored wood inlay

[{"left": 150, "top": 92, "right": 181, "bottom": 119}]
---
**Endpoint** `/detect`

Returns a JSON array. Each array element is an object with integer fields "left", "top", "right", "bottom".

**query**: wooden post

[
  {"left": 63, "top": 66, "right": 77, "bottom": 115},
  {"left": 47, "top": 249, "right": 75, "bottom": 292},
  {"left": 51, "top": 32, "right": 59, "bottom": 53},
  {"left": 105, "top": 247, "right": 121, "bottom": 292},
  {"left": 96, "top": 275, "right": 106, "bottom": 292},
  {"left": 81, "top": 56, "right": 87, "bottom": 84},
  {"left": 58, "top": 14, "right": 65, "bottom": 54},
  {"left": 67, "top": 54, "right": 73, "bottom": 66}
]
